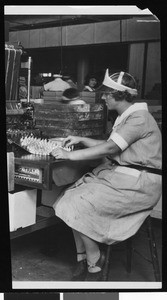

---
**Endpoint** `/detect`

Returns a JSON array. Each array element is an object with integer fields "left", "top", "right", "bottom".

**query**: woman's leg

[
  {"left": 72, "top": 229, "right": 86, "bottom": 261},
  {"left": 71, "top": 229, "right": 87, "bottom": 280},
  {"left": 79, "top": 232, "right": 105, "bottom": 273}
]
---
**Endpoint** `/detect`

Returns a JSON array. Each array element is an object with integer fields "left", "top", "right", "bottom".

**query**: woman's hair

[
  {"left": 84, "top": 74, "right": 97, "bottom": 86},
  {"left": 62, "top": 88, "right": 79, "bottom": 100},
  {"left": 108, "top": 72, "right": 137, "bottom": 102}
]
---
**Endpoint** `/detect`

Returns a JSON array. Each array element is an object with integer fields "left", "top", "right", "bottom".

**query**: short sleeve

[
  {"left": 108, "top": 113, "right": 147, "bottom": 150},
  {"left": 44, "top": 82, "right": 51, "bottom": 91}
]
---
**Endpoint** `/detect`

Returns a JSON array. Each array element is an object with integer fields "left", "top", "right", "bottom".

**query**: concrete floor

[{"left": 10, "top": 217, "right": 162, "bottom": 282}]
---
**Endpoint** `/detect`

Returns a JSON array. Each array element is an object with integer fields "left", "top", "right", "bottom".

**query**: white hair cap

[
  {"left": 53, "top": 74, "right": 62, "bottom": 78},
  {"left": 102, "top": 69, "right": 138, "bottom": 96}
]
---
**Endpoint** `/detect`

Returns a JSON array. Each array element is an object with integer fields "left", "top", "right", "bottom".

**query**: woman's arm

[
  {"left": 63, "top": 135, "right": 105, "bottom": 148},
  {"left": 69, "top": 139, "right": 121, "bottom": 160},
  {"left": 52, "top": 139, "right": 121, "bottom": 161},
  {"left": 80, "top": 136, "right": 106, "bottom": 148}
]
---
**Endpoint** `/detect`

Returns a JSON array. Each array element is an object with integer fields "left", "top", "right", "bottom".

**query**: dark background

[{"left": 4, "top": 293, "right": 60, "bottom": 300}]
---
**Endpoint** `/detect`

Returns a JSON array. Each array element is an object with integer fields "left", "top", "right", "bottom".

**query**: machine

[{"left": 5, "top": 42, "right": 107, "bottom": 237}]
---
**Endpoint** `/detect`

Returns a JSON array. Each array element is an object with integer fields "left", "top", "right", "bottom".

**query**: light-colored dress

[
  {"left": 68, "top": 99, "right": 86, "bottom": 105},
  {"left": 83, "top": 86, "right": 95, "bottom": 92},
  {"left": 44, "top": 78, "right": 71, "bottom": 91},
  {"left": 53, "top": 102, "right": 162, "bottom": 244}
]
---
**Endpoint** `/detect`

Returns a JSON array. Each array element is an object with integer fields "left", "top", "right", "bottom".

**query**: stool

[{"left": 102, "top": 215, "right": 161, "bottom": 281}]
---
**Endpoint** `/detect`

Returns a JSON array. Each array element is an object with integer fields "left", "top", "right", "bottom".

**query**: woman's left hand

[{"left": 51, "top": 147, "right": 70, "bottom": 160}]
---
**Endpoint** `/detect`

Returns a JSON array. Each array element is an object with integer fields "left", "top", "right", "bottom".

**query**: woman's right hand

[{"left": 62, "top": 135, "right": 82, "bottom": 147}]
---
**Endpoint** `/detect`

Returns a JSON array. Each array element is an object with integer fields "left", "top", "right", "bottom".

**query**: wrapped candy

[{"left": 20, "top": 136, "right": 71, "bottom": 156}]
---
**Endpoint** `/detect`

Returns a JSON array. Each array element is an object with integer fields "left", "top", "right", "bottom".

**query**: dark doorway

[{"left": 26, "top": 43, "right": 128, "bottom": 84}]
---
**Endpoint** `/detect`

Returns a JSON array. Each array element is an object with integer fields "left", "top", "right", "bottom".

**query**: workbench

[{"left": 9, "top": 153, "right": 94, "bottom": 239}]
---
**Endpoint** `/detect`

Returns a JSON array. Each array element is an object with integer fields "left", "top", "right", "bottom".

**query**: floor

[{"left": 10, "top": 217, "right": 162, "bottom": 282}]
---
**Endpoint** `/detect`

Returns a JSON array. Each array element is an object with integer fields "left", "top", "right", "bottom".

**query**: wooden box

[
  {"left": 34, "top": 103, "right": 107, "bottom": 138},
  {"left": 8, "top": 189, "right": 37, "bottom": 232},
  {"left": 42, "top": 91, "right": 98, "bottom": 104},
  {"left": 42, "top": 91, "right": 63, "bottom": 103},
  {"left": 79, "top": 91, "right": 96, "bottom": 103}
]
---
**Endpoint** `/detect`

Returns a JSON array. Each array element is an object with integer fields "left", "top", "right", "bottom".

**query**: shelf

[{"left": 10, "top": 214, "right": 61, "bottom": 239}]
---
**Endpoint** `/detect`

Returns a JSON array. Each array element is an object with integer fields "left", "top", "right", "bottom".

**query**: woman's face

[
  {"left": 89, "top": 78, "right": 97, "bottom": 88},
  {"left": 101, "top": 92, "right": 116, "bottom": 110}
]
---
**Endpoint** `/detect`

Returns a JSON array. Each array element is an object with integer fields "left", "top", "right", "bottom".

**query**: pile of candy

[{"left": 20, "top": 136, "right": 71, "bottom": 156}]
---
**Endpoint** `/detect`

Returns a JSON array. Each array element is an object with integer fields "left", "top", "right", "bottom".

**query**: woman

[
  {"left": 19, "top": 76, "right": 28, "bottom": 100},
  {"left": 51, "top": 69, "right": 162, "bottom": 281},
  {"left": 83, "top": 76, "right": 98, "bottom": 92},
  {"left": 61, "top": 88, "right": 86, "bottom": 105},
  {"left": 43, "top": 74, "right": 71, "bottom": 92}
]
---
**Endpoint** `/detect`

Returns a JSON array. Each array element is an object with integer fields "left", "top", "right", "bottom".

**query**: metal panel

[
  {"left": 66, "top": 23, "right": 94, "bottom": 45},
  {"left": 45, "top": 27, "right": 61, "bottom": 47},
  {"left": 29, "top": 29, "right": 40, "bottom": 48},
  {"left": 62, "top": 26, "right": 67, "bottom": 46},
  {"left": 128, "top": 43, "right": 145, "bottom": 98},
  {"left": 122, "top": 19, "right": 160, "bottom": 42},
  {"left": 95, "top": 20, "right": 120, "bottom": 43},
  {"left": 39, "top": 28, "right": 46, "bottom": 47},
  {"left": 17, "top": 30, "right": 30, "bottom": 48},
  {"left": 5, "top": 21, "right": 9, "bottom": 41},
  {"left": 9, "top": 18, "right": 161, "bottom": 49},
  {"left": 144, "top": 42, "right": 161, "bottom": 98},
  {"left": 9, "top": 31, "right": 19, "bottom": 43}
]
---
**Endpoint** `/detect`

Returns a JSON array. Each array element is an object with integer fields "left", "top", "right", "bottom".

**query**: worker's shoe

[
  {"left": 85, "top": 251, "right": 106, "bottom": 281},
  {"left": 71, "top": 259, "right": 87, "bottom": 281}
]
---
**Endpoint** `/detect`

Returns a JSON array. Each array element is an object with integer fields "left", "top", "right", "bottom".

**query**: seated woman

[
  {"left": 62, "top": 75, "right": 77, "bottom": 89},
  {"left": 83, "top": 76, "right": 98, "bottom": 92},
  {"left": 51, "top": 69, "right": 162, "bottom": 281},
  {"left": 43, "top": 74, "right": 71, "bottom": 92},
  {"left": 61, "top": 88, "right": 86, "bottom": 105},
  {"left": 19, "top": 76, "right": 28, "bottom": 100}
]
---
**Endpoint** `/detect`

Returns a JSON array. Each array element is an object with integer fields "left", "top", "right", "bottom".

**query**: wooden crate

[
  {"left": 34, "top": 103, "right": 107, "bottom": 138},
  {"left": 42, "top": 91, "right": 63, "bottom": 102},
  {"left": 79, "top": 91, "right": 96, "bottom": 103},
  {"left": 42, "top": 91, "right": 98, "bottom": 104}
]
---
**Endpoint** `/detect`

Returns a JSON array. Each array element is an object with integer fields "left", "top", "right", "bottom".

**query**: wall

[
  {"left": 128, "top": 41, "right": 161, "bottom": 100},
  {"left": 9, "top": 17, "right": 161, "bottom": 102},
  {"left": 144, "top": 42, "right": 161, "bottom": 99},
  {"left": 5, "top": 21, "right": 9, "bottom": 41},
  {"left": 28, "top": 43, "right": 128, "bottom": 77},
  {"left": 9, "top": 18, "right": 160, "bottom": 48},
  {"left": 128, "top": 43, "right": 145, "bottom": 98}
]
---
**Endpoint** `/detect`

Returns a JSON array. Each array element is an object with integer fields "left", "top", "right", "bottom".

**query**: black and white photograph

[{"left": 3, "top": 5, "right": 163, "bottom": 290}]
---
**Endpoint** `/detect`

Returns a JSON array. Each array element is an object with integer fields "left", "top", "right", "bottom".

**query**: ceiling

[{"left": 5, "top": 15, "right": 137, "bottom": 32}]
